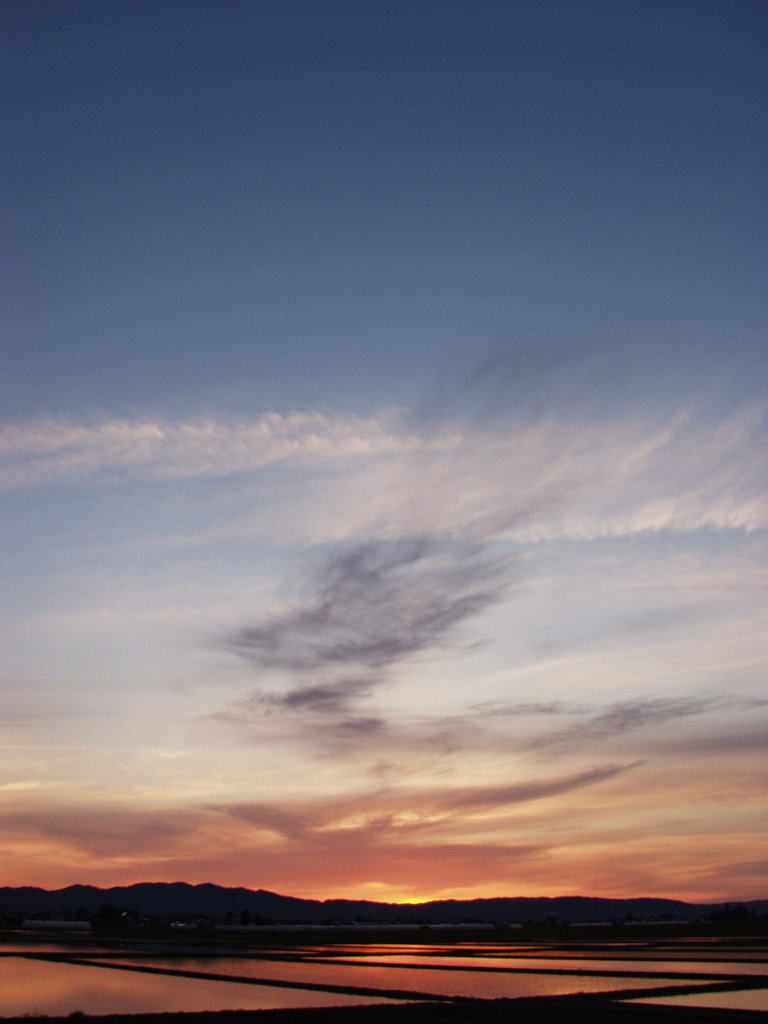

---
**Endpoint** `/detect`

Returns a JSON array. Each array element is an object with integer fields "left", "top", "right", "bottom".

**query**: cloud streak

[
  {"left": 437, "top": 762, "right": 639, "bottom": 812},
  {"left": 533, "top": 695, "right": 768, "bottom": 752},
  {"left": 0, "top": 411, "right": 422, "bottom": 491},
  {"left": 210, "top": 761, "right": 639, "bottom": 841}
]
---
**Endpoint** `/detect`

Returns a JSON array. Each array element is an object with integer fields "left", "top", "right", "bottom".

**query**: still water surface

[
  {"left": 0, "top": 958, "right": 398, "bottom": 1016},
  {"left": 3, "top": 942, "right": 767, "bottom": 1016},
  {"left": 47, "top": 955, "right": 709, "bottom": 1001},
  {"left": 631, "top": 989, "right": 768, "bottom": 1012},
  {"left": 332, "top": 951, "right": 768, "bottom": 976}
]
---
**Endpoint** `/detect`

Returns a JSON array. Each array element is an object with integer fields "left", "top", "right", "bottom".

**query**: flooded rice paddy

[
  {"left": 0, "top": 956, "right": 399, "bottom": 1016},
  {"left": 1, "top": 936, "right": 767, "bottom": 1016}
]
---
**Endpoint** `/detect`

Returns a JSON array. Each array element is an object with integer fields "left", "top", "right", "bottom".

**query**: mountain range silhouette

[{"left": 1, "top": 883, "right": 766, "bottom": 923}]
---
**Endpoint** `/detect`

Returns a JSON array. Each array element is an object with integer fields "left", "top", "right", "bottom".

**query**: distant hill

[{"left": 0, "top": 882, "right": 766, "bottom": 923}]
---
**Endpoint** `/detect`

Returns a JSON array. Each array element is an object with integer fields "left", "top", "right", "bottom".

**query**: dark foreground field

[{"left": 3, "top": 996, "right": 768, "bottom": 1024}]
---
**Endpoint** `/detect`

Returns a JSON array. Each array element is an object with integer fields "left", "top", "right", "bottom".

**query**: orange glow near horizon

[
  {"left": 3, "top": 808, "right": 766, "bottom": 906},
  {"left": 2, "top": 744, "right": 767, "bottom": 906}
]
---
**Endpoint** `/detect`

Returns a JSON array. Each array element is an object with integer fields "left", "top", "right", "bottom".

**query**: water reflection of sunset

[
  {"left": 0, "top": 958, "right": 395, "bottom": 1016},
  {"left": 3, "top": 947, "right": 766, "bottom": 1017}
]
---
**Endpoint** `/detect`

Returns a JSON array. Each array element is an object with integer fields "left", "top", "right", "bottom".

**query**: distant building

[{"left": 21, "top": 919, "right": 91, "bottom": 931}]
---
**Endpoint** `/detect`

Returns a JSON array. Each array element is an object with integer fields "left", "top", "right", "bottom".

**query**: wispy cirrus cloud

[
  {"left": 0, "top": 410, "right": 422, "bottom": 491},
  {"left": 1, "top": 396, "right": 764, "bottom": 544}
]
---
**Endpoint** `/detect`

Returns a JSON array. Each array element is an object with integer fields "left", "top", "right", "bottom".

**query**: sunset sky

[{"left": 1, "top": 0, "right": 766, "bottom": 904}]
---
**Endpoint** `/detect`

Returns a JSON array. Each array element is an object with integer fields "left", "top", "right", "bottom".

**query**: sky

[{"left": 1, "top": 0, "right": 766, "bottom": 904}]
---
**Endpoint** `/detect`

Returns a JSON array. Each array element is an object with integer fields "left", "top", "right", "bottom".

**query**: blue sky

[{"left": 1, "top": 0, "right": 766, "bottom": 900}]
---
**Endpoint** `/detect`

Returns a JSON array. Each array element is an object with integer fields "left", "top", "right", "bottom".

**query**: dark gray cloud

[
  {"left": 331, "top": 716, "right": 387, "bottom": 735},
  {"left": 534, "top": 695, "right": 768, "bottom": 752},
  {"left": 226, "top": 537, "right": 510, "bottom": 717},
  {"left": 230, "top": 538, "right": 508, "bottom": 673},
  {"left": 260, "top": 678, "right": 376, "bottom": 713},
  {"left": 469, "top": 699, "right": 585, "bottom": 717},
  {"left": 579, "top": 697, "right": 717, "bottom": 736},
  {"left": 641, "top": 723, "right": 768, "bottom": 757}
]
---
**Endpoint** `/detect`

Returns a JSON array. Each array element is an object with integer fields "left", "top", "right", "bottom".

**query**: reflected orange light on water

[{"left": 0, "top": 958, "right": 395, "bottom": 1016}]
